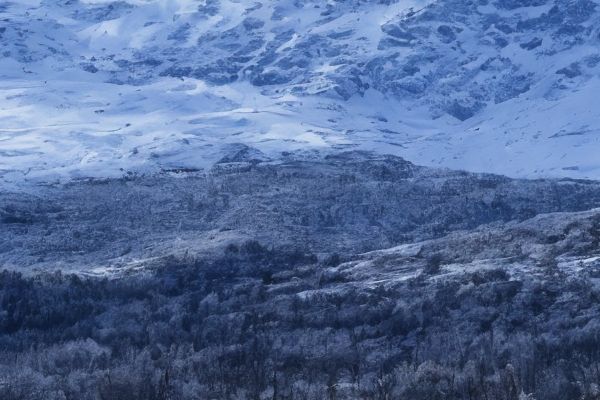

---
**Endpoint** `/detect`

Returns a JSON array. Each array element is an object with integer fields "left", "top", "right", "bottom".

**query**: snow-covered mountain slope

[{"left": 1, "top": 0, "right": 600, "bottom": 185}]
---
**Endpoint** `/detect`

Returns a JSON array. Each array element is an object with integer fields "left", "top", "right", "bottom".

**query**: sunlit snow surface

[{"left": 2, "top": 0, "right": 600, "bottom": 186}]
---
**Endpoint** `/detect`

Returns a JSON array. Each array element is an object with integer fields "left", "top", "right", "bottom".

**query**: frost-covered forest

[
  {"left": 3, "top": 153, "right": 600, "bottom": 399},
  {"left": 3, "top": 235, "right": 600, "bottom": 400}
]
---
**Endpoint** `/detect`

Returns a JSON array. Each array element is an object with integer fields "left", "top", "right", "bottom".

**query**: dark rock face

[
  {"left": 495, "top": 0, "right": 548, "bottom": 10},
  {"left": 520, "top": 37, "right": 543, "bottom": 50},
  {"left": 557, "top": 63, "right": 582, "bottom": 78}
]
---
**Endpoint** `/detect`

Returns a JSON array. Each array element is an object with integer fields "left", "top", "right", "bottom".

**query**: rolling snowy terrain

[{"left": 2, "top": 0, "right": 600, "bottom": 185}]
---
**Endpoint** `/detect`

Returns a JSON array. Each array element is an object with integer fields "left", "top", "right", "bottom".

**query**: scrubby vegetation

[
  {"left": 4, "top": 153, "right": 600, "bottom": 273},
  {"left": 2, "top": 240, "right": 600, "bottom": 400},
  {"left": 3, "top": 154, "right": 600, "bottom": 399}
]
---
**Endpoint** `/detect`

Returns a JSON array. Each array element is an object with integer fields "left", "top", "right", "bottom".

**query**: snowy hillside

[{"left": 1, "top": 0, "right": 600, "bottom": 185}]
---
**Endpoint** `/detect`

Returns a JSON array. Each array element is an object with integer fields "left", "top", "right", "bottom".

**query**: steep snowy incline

[{"left": 1, "top": 0, "right": 600, "bottom": 186}]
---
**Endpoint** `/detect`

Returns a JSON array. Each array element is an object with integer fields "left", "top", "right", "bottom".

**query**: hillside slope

[
  {"left": 2, "top": 151, "right": 600, "bottom": 273},
  {"left": 2, "top": 0, "right": 600, "bottom": 184}
]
